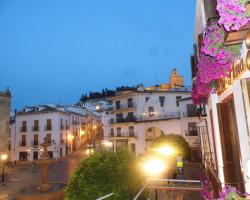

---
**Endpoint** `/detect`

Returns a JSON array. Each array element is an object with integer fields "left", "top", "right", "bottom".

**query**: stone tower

[
  {"left": 0, "top": 88, "right": 11, "bottom": 156},
  {"left": 169, "top": 68, "right": 184, "bottom": 88}
]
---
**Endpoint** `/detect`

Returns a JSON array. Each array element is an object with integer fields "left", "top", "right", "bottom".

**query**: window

[
  {"left": 188, "top": 122, "right": 197, "bottom": 136},
  {"left": 33, "top": 151, "right": 38, "bottom": 160},
  {"left": 21, "top": 135, "right": 26, "bottom": 146},
  {"left": 33, "top": 134, "right": 38, "bottom": 146},
  {"left": 145, "top": 97, "right": 149, "bottom": 102},
  {"left": 48, "top": 151, "right": 53, "bottom": 159},
  {"left": 60, "top": 119, "right": 63, "bottom": 130},
  {"left": 116, "top": 113, "right": 123, "bottom": 123},
  {"left": 148, "top": 107, "right": 154, "bottom": 116},
  {"left": 129, "top": 126, "right": 134, "bottom": 137},
  {"left": 186, "top": 104, "right": 197, "bottom": 117},
  {"left": 21, "top": 121, "right": 27, "bottom": 132},
  {"left": 110, "top": 128, "right": 114, "bottom": 137},
  {"left": 66, "top": 120, "right": 68, "bottom": 130},
  {"left": 33, "top": 120, "right": 39, "bottom": 131},
  {"left": 19, "top": 152, "right": 28, "bottom": 161},
  {"left": 106, "top": 111, "right": 109, "bottom": 115},
  {"left": 159, "top": 96, "right": 165, "bottom": 107},
  {"left": 117, "top": 127, "right": 121, "bottom": 137},
  {"left": 127, "top": 112, "right": 134, "bottom": 121},
  {"left": 176, "top": 96, "right": 182, "bottom": 107},
  {"left": 46, "top": 119, "right": 52, "bottom": 130},
  {"left": 116, "top": 101, "right": 121, "bottom": 110},
  {"left": 127, "top": 98, "right": 133, "bottom": 108}
]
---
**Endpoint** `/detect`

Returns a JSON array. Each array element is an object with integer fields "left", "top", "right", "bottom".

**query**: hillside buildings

[
  {"left": 0, "top": 89, "right": 11, "bottom": 158},
  {"left": 10, "top": 104, "right": 102, "bottom": 162},
  {"left": 102, "top": 69, "right": 206, "bottom": 157}
]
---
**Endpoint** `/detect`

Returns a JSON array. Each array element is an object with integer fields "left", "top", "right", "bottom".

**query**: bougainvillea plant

[
  {"left": 200, "top": 172, "right": 214, "bottom": 200},
  {"left": 218, "top": 186, "right": 246, "bottom": 200},
  {"left": 201, "top": 22, "right": 240, "bottom": 63},
  {"left": 197, "top": 53, "right": 231, "bottom": 84},
  {"left": 192, "top": 74, "right": 211, "bottom": 105},
  {"left": 217, "top": 0, "right": 250, "bottom": 31}
]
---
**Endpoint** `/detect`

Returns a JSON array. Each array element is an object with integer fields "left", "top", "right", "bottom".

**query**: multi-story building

[
  {"left": 0, "top": 88, "right": 11, "bottom": 158},
  {"left": 10, "top": 104, "right": 100, "bottom": 162},
  {"left": 102, "top": 69, "right": 205, "bottom": 156},
  {"left": 193, "top": 0, "right": 250, "bottom": 195}
]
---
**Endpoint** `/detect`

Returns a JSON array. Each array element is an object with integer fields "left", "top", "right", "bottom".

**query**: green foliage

[
  {"left": 150, "top": 134, "right": 191, "bottom": 160},
  {"left": 65, "top": 150, "right": 145, "bottom": 200}
]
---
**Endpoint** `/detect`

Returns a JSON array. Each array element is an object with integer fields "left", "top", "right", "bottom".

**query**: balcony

[
  {"left": 184, "top": 135, "right": 200, "bottom": 149},
  {"left": 66, "top": 125, "right": 69, "bottom": 130},
  {"left": 114, "top": 102, "right": 136, "bottom": 112},
  {"left": 44, "top": 125, "right": 52, "bottom": 131},
  {"left": 32, "top": 126, "right": 39, "bottom": 132},
  {"left": 60, "top": 125, "right": 65, "bottom": 130},
  {"left": 108, "top": 117, "right": 136, "bottom": 124},
  {"left": 19, "top": 141, "right": 27, "bottom": 147},
  {"left": 108, "top": 112, "right": 180, "bottom": 124},
  {"left": 31, "top": 140, "right": 39, "bottom": 146},
  {"left": 19, "top": 127, "right": 27, "bottom": 132},
  {"left": 60, "top": 139, "right": 65, "bottom": 145},
  {"left": 72, "top": 121, "right": 78, "bottom": 125},
  {"left": 136, "top": 112, "right": 180, "bottom": 122},
  {"left": 185, "top": 128, "right": 198, "bottom": 136},
  {"left": 110, "top": 132, "right": 136, "bottom": 138}
]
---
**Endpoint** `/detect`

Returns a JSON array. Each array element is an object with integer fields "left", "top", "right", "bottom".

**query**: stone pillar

[{"left": 0, "top": 89, "right": 11, "bottom": 156}]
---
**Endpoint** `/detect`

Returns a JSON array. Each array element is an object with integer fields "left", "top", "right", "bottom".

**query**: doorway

[{"left": 217, "top": 95, "right": 245, "bottom": 192}]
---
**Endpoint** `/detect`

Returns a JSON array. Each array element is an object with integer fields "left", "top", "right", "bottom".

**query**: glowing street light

[
  {"left": 80, "top": 130, "right": 85, "bottom": 136},
  {"left": 67, "top": 133, "right": 74, "bottom": 142},
  {"left": 93, "top": 125, "right": 97, "bottom": 130},
  {"left": 143, "top": 158, "right": 166, "bottom": 177},
  {"left": 1, "top": 154, "right": 8, "bottom": 184},
  {"left": 154, "top": 146, "right": 175, "bottom": 157},
  {"left": 101, "top": 140, "right": 113, "bottom": 148}
]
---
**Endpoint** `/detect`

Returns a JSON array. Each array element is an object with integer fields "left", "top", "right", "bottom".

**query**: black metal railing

[
  {"left": 31, "top": 140, "right": 39, "bottom": 146},
  {"left": 19, "top": 141, "right": 27, "bottom": 146},
  {"left": 19, "top": 127, "right": 27, "bottom": 132},
  {"left": 32, "top": 126, "right": 39, "bottom": 131},
  {"left": 110, "top": 132, "right": 136, "bottom": 138},
  {"left": 44, "top": 125, "right": 52, "bottom": 131}
]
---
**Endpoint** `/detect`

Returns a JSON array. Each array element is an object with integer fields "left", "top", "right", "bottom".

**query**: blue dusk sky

[{"left": 0, "top": 0, "right": 196, "bottom": 109}]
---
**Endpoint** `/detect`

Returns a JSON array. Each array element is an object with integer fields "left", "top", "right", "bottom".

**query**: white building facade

[
  {"left": 102, "top": 70, "right": 205, "bottom": 157},
  {"left": 10, "top": 105, "right": 93, "bottom": 162}
]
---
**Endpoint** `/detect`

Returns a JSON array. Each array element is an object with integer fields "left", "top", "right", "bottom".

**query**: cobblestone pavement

[{"left": 0, "top": 148, "right": 86, "bottom": 200}]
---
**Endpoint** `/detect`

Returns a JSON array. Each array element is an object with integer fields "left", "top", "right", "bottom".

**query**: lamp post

[{"left": 1, "top": 154, "right": 8, "bottom": 184}]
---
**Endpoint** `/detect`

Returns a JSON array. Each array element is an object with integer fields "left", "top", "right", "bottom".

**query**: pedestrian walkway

[{"left": 0, "top": 148, "right": 86, "bottom": 200}]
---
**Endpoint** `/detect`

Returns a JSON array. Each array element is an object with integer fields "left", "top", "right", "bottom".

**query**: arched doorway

[{"left": 144, "top": 127, "right": 164, "bottom": 151}]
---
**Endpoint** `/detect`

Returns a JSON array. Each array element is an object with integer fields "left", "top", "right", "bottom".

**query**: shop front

[{"left": 206, "top": 38, "right": 250, "bottom": 194}]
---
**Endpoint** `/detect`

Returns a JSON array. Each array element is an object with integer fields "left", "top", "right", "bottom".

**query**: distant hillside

[{"left": 79, "top": 85, "right": 138, "bottom": 102}]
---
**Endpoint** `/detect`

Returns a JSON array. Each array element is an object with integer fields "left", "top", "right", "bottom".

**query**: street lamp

[
  {"left": 143, "top": 158, "right": 166, "bottom": 177},
  {"left": 153, "top": 146, "right": 175, "bottom": 157},
  {"left": 1, "top": 154, "right": 8, "bottom": 184}
]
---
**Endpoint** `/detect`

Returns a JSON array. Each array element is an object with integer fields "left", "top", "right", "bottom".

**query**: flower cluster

[
  {"left": 201, "top": 22, "right": 239, "bottom": 63},
  {"left": 197, "top": 53, "right": 231, "bottom": 84},
  {"left": 199, "top": 172, "right": 214, "bottom": 200},
  {"left": 192, "top": 21, "right": 241, "bottom": 105},
  {"left": 218, "top": 186, "right": 245, "bottom": 200},
  {"left": 217, "top": 0, "right": 250, "bottom": 31},
  {"left": 192, "top": 74, "right": 211, "bottom": 105}
]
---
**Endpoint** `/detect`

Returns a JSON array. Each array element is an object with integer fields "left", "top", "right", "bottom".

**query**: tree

[
  {"left": 150, "top": 134, "right": 190, "bottom": 160},
  {"left": 65, "top": 150, "right": 145, "bottom": 200}
]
